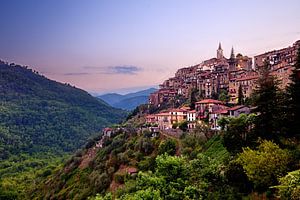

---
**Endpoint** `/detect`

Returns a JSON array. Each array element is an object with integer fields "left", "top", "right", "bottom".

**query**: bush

[
  {"left": 90, "top": 172, "right": 111, "bottom": 193},
  {"left": 114, "top": 173, "right": 125, "bottom": 184},
  {"left": 137, "top": 138, "right": 154, "bottom": 155},
  {"left": 273, "top": 169, "right": 300, "bottom": 200},
  {"left": 178, "top": 121, "right": 188, "bottom": 132},
  {"left": 142, "top": 130, "right": 152, "bottom": 138},
  {"left": 237, "top": 140, "right": 291, "bottom": 190},
  {"left": 224, "top": 160, "right": 252, "bottom": 193},
  {"left": 172, "top": 123, "right": 178, "bottom": 129},
  {"left": 137, "top": 156, "right": 156, "bottom": 171},
  {"left": 134, "top": 152, "right": 145, "bottom": 162},
  {"left": 158, "top": 139, "right": 177, "bottom": 156},
  {"left": 117, "top": 153, "right": 129, "bottom": 165}
]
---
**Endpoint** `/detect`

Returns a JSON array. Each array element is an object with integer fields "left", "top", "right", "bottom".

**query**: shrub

[
  {"left": 178, "top": 121, "right": 188, "bottom": 132},
  {"left": 273, "top": 169, "right": 300, "bottom": 200},
  {"left": 172, "top": 123, "right": 178, "bottom": 129},
  {"left": 237, "top": 140, "right": 291, "bottom": 190},
  {"left": 137, "top": 156, "right": 156, "bottom": 171},
  {"left": 158, "top": 139, "right": 177, "bottom": 156},
  {"left": 114, "top": 173, "right": 125, "bottom": 184},
  {"left": 117, "top": 152, "right": 129, "bottom": 165}
]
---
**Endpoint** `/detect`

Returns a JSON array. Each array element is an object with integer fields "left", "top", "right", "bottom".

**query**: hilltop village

[{"left": 145, "top": 40, "right": 300, "bottom": 130}]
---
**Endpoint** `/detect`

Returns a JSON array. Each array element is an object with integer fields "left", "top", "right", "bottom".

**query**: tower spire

[
  {"left": 230, "top": 46, "right": 235, "bottom": 59},
  {"left": 217, "top": 42, "right": 224, "bottom": 59}
]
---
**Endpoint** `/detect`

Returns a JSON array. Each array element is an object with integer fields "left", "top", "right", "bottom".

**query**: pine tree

[
  {"left": 287, "top": 46, "right": 300, "bottom": 138},
  {"left": 253, "top": 61, "right": 282, "bottom": 141},
  {"left": 238, "top": 84, "right": 245, "bottom": 105}
]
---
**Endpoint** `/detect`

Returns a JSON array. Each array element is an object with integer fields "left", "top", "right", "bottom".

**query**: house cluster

[
  {"left": 147, "top": 40, "right": 300, "bottom": 131},
  {"left": 146, "top": 99, "right": 251, "bottom": 130},
  {"left": 149, "top": 40, "right": 300, "bottom": 105}
]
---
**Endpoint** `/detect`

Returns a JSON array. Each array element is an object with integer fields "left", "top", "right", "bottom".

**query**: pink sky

[{"left": 0, "top": 0, "right": 299, "bottom": 94}]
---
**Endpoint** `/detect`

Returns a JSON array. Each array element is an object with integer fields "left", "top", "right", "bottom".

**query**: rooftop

[
  {"left": 227, "top": 105, "right": 246, "bottom": 111},
  {"left": 196, "top": 99, "right": 224, "bottom": 104}
]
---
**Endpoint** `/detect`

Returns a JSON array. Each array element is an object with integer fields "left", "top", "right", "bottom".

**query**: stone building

[{"left": 149, "top": 40, "right": 299, "bottom": 106}]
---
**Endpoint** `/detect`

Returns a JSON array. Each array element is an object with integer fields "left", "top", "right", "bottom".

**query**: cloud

[
  {"left": 83, "top": 65, "right": 143, "bottom": 75},
  {"left": 109, "top": 65, "right": 142, "bottom": 74},
  {"left": 59, "top": 65, "right": 143, "bottom": 77},
  {"left": 63, "top": 72, "right": 90, "bottom": 76}
]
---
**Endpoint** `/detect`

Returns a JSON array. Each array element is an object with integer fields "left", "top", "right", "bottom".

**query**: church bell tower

[{"left": 217, "top": 42, "right": 224, "bottom": 59}]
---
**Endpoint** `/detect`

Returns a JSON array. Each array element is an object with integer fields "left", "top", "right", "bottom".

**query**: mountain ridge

[
  {"left": 98, "top": 88, "right": 157, "bottom": 110},
  {"left": 0, "top": 62, "right": 128, "bottom": 158}
]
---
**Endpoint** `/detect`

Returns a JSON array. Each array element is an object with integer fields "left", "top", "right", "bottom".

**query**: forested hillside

[
  {"left": 0, "top": 62, "right": 127, "bottom": 199},
  {"left": 0, "top": 62, "right": 127, "bottom": 158}
]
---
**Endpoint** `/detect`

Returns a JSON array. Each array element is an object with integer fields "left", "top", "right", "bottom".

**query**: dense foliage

[
  {"left": 237, "top": 140, "right": 291, "bottom": 190},
  {"left": 219, "top": 114, "right": 256, "bottom": 154},
  {"left": 0, "top": 63, "right": 127, "bottom": 198},
  {"left": 0, "top": 63, "right": 126, "bottom": 159},
  {"left": 287, "top": 47, "right": 300, "bottom": 138},
  {"left": 88, "top": 135, "right": 240, "bottom": 200},
  {"left": 32, "top": 128, "right": 155, "bottom": 199},
  {"left": 273, "top": 169, "right": 300, "bottom": 199},
  {"left": 252, "top": 61, "right": 284, "bottom": 141}
]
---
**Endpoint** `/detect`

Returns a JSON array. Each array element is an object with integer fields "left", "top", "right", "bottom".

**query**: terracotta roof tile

[{"left": 196, "top": 99, "right": 224, "bottom": 104}]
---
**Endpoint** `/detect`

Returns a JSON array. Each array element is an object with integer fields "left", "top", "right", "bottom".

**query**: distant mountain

[
  {"left": 122, "top": 88, "right": 158, "bottom": 98},
  {"left": 113, "top": 96, "right": 149, "bottom": 110},
  {"left": 98, "top": 88, "right": 157, "bottom": 110},
  {"left": 0, "top": 62, "right": 128, "bottom": 160},
  {"left": 98, "top": 93, "right": 124, "bottom": 105}
]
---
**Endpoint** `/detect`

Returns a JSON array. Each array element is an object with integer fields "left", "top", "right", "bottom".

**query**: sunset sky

[{"left": 0, "top": 0, "right": 299, "bottom": 94}]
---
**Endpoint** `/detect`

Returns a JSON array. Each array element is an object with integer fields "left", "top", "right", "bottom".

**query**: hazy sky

[{"left": 0, "top": 0, "right": 299, "bottom": 94}]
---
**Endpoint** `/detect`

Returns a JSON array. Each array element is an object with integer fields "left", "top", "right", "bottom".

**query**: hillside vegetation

[
  {"left": 0, "top": 62, "right": 127, "bottom": 199},
  {"left": 32, "top": 47, "right": 300, "bottom": 200},
  {"left": 32, "top": 124, "right": 233, "bottom": 200}
]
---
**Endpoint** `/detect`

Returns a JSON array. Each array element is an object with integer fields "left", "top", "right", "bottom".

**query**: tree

[
  {"left": 120, "top": 155, "right": 190, "bottom": 200},
  {"left": 219, "top": 89, "right": 229, "bottom": 103},
  {"left": 253, "top": 61, "right": 282, "bottom": 141},
  {"left": 273, "top": 169, "right": 300, "bottom": 200},
  {"left": 222, "top": 114, "right": 256, "bottom": 154},
  {"left": 158, "top": 139, "right": 177, "bottom": 156},
  {"left": 189, "top": 88, "right": 198, "bottom": 110},
  {"left": 237, "top": 140, "right": 291, "bottom": 191},
  {"left": 192, "top": 122, "right": 211, "bottom": 140},
  {"left": 211, "top": 89, "right": 218, "bottom": 100},
  {"left": 155, "top": 154, "right": 188, "bottom": 182},
  {"left": 224, "top": 160, "right": 252, "bottom": 194},
  {"left": 286, "top": 46, "right": 300, "bottom": 138},
  {"left": 178, "top": 121, "right": 188, "bottom": 132},
  {"left": 237, "top": 84, "right": 245, "bottom": 105},
  {"left": 88, "top": 193, "right": 113, "bottom": 200},
  {"left": 121, "top": 188, "right": 162, "bottom": 200}
]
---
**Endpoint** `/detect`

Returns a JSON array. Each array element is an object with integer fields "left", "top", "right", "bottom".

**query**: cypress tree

[
  {"left": 287, "top": 46, "right": 300, "bottom": 138},
  {"left": 253, "top": 61, "right": 281, "bottom": 141},
  {"left": 189, "top": 88, "right": 198, "bottom": 110},
  {"left": 238, "top": 84, "right": 245, "bottom": 105}
]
